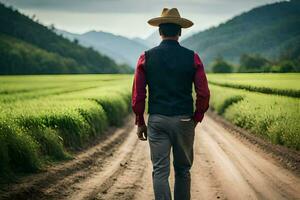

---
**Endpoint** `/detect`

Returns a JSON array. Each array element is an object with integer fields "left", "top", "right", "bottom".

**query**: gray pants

[{"left": 147, "top": 114, "right": 195, "bottom": 200}]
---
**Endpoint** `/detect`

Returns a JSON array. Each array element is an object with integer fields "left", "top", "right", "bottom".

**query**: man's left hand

[{"left": 137, "top": 124, "right": 147, "bottom": 141}]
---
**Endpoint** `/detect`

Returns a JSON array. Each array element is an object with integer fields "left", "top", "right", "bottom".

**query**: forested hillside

[
  {"left": 0, "top": 3, "right": 132, "bottom": 74},
  {"left": 182, "top": 0, "right": 300, "bottom": 70}
]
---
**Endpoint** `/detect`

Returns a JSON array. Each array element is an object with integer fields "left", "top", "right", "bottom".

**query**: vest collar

[{"left": 159, "top": 39, "right": 180, "bottom": 46}]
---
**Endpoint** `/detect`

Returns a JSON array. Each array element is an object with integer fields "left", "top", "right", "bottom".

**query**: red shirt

[{"left": 132, "top": 52, "right": 210, "bottom": 126}]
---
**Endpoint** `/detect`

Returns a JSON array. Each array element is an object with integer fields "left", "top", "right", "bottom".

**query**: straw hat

[{"left": 148, "top": 8, "right": 193, "bottom": 28}]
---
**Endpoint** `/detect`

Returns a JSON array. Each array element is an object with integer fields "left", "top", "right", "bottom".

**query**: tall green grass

[
  {"left": 209, "top": 85, "right": 300, "bottom": 150},
  {"left": 0, "top": 75, "right": 133, "bottom": 178}
]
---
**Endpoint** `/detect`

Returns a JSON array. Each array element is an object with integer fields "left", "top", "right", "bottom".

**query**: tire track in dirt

[
  {"left": 93, "top": 137, "right": 149, "bottom": 200},
  {"left": 190, "top": 124, "right": 224, "bottom": 200},
  {"left": 65, "top": 122, "right": 139, "bottom": 200}
]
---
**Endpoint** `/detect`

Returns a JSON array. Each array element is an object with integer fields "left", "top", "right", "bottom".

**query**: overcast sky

[{"left": 1, "top": 0, "right": 281, "bottom": 39}]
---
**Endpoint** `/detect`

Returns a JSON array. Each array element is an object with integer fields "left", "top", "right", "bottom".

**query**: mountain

[
  {"left": 143, "top": 31, "right": 161, "bottom": 47},
  {"left": 182, "top": 0, "right": 300, "bottom": 71},
  {"left": 56, "top": 30, "right": 148, "bottom": 68},
  {"left": 132, "top": 32, "right": 160, "bottom": 48},
  {"left": 0, "top": 3, "right": 132, "bottom": 74},
  {"left": 135, "top": 30, "right": 200, "bottom": 48},
  {"left": 132, "top": 37, "right": 150, "bottom": 47}
]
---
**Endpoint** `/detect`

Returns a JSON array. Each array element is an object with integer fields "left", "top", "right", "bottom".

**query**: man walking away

[{"left": 131, "top": 8, "right": 210, "bottom": 200}]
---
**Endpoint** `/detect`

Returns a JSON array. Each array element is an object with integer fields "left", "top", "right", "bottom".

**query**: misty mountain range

[
  {"left": 56, "top": 29, "right": 151, "bottom": 68},
  {"left": 56, "top": 29, "right": 197, "bottom": 68},
  {"left": 56, "top": 1, "right": 300, "bottom": 71}
]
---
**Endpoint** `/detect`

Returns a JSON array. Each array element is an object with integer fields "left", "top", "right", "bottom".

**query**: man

[{"left": 131, "top": 8, "right": 210, "bottom": 200}]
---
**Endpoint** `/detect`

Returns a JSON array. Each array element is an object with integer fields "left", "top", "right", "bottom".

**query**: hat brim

[{"left": 148, "top": 17, "right": 193, "bottom": 28}]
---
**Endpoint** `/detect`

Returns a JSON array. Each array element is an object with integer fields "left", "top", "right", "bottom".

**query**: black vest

[{"left": 145, "top": 40, "right": 195, "bottom": 116}]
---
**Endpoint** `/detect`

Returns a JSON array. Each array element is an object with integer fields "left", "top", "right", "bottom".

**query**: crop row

[
  {"left": 208, "top": 81, "right": 300, "bottom": 98},
  {"left": 209, "top": 85, "right": 300, "bottom": 150},
  {"left": 0, "top": 75, "right": 133, "bottom": 179},
  {"left": 207, "top": 73, "right": 300, "bottom": 98}
]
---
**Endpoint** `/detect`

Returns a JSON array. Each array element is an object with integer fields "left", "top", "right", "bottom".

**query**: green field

[
  {"left": 0, "top": 75, "right": 132, "bottom": 177},
  {"left": 208, "top": 73, "right": 300, "bottom": 150},
  {"left": 0, "top": 73, "right": 299, "bottom": 179}
]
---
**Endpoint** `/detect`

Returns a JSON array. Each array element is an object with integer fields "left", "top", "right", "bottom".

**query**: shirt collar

[{"left": 160, "top": 39, "right": 180, "bottom": 46}]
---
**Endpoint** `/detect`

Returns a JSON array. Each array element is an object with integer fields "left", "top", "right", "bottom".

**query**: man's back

[{"left": 145, "top": 39, "right": 195, "bottom": 116}]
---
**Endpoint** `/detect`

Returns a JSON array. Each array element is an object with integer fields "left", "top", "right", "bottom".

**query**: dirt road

[{"left": 2, "top": 115, "right": 300, "bottom": 200}]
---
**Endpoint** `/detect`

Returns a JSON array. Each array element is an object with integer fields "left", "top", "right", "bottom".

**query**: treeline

[
  {"left": 0, "top": 34, "right": 79, "bottom": 74},
  {"left": 0, "top": 3, "right": 132, "bottom": 74},
  {"left": 211, "top": 45, "right": 300, "bottom": 73}
]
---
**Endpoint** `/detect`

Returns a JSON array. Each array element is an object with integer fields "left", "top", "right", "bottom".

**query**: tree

[
  {"left": 49, "top": 24, "right": 55, "bottom": 31},
  {"left": 73, "top": 39, "right": 79, "bottom": 45},
  {"left": 211, "top": 56, "right": 233, "bottom": 73},
  {"left": 276, "top": 60, "right": 299, "bottom": 72},
  {"left": 277, "top": 42, "right": 300, "bottom": 72},
  {"left": 239, "top": 54, "right": 270, "bottom": 72}
]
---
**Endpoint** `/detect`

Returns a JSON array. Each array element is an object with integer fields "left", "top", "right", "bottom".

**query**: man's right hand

[{"left": 137, "top": 124, "right": 147, "bottom": 141}]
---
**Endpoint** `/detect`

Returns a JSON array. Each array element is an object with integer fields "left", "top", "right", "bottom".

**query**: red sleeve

[
  {"left": 193, "top": 53, "right": 210, "bottom": 123},
  {"left": 131, "top": 53, "right": 147, "bottom": 126}
]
